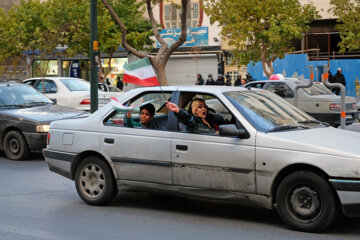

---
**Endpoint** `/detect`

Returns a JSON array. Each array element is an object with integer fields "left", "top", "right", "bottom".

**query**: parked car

[
  {"left": 24, "top": 77, "right": 123, "bottom": 111},
  {"left": 244, "top": 79, "right": 359, "bottom": 126},
  {"left": 44, "top": 86, "right": 360, "bottom": 232},
  {"left": 0, "top": 82, "right": 86, "bottom": 160},
  {"left": 98, "top": 83, "right": 122, "bottom": 93}
]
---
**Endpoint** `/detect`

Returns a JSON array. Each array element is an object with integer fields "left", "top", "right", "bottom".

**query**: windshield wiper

[
  {"left": 0, "top": 104, "right": 27, "bottom": 108},
  {"left": 297, "top": 120, "right": 330, "bottom": 127},
  {"left": 266, "top": 124, "right": 309, "bottom": 133}
]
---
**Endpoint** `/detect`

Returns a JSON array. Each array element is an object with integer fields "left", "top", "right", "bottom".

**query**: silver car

[
  {"left": 244, "top": 79, "right": 359, "bottom": 126},
  {"left": 44, "top": 86, "right": 360, "bottom": 232},
  {"left": 24, "top": 77, "right": 123, "bottom": 111}
]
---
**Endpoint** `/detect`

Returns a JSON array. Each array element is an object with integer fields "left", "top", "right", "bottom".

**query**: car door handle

[
  {"left": 104, "top": 138, "right": 114, "bottom": 144},
  {"left": 176, "top": 145, "right": 188, "bottom": 151}
]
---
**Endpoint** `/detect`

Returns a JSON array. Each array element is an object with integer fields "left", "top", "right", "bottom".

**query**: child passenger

[{"left": 124, "top": 103, "right": 157, "bottom": 129}]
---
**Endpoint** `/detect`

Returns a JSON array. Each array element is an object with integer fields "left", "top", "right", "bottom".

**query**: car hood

[
  {"left": 257, "top": 127, "right": 360, "bottom": 159},
  {"left": 1, "top": 104, "right": 87, "bottom": 123}
]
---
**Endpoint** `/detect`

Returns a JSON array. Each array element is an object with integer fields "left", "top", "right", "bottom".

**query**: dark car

[{"left": 0, "top": 82, "right": 87, "bottom": 160}]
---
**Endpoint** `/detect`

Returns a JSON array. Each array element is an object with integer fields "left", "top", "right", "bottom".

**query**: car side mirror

[
  {"left": 219, "top": 124, "right": 249, "bottom": 138},
  {"left": 51, "top": 98, "right": 57, "bottom": 104}
]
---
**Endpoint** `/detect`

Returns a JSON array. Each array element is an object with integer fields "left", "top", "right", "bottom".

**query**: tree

[
  {"left": 102, "top": 0, "right": 190, "bottom": 86},
  {"left": 97, "top": 0, "right": 153, "bottom": 81},
  {"left": 204, "top": 0, "right": 318, "bottom": 77},
  {"left": 329, "top": 0, "right": 360, "bottom": 53},
  {"left": 1, "top": 0, "right": 51, "bottom": 77}
]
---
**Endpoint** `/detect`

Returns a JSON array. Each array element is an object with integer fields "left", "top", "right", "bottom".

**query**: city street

[{"left": 0, "top": 151, "right": 359, "bottom": 240}]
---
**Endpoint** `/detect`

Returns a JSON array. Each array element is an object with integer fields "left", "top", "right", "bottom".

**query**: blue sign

[
  {"left": 157, "top": 27, "right": 208, "bottom": 47},
  {"left": 69, "top": 60, "right": 81, "bottom": 78}
]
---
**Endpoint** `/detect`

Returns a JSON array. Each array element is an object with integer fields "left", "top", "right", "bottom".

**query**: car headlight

[{"left": 36, "top": 125, "right": 50, "bottom": 133}]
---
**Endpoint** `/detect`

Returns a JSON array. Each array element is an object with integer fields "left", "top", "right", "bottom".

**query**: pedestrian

[
  {"left": 241, "top": 77, "right": 247, "bottom": 86},
  {"left": 215, "top": 74, "right": 225, "bottom": 85},
  {"left": 225, "top": 74, "right": 232, "bottom": 86},
  {"left": 205, "top": 74, "right": 215, "bottom": 85},
  {"left": 234, "top": 75, "right": 242, "bottom": 86},
  {"left": 105, "top": 78, "right": 111, "bottom": 85},
  {"left": 195, "top": 73, "right": 204, "bottom": 85},
  {"left": 334, "top": 67, "right": 346, "bottom": 95},
  {"left": 116, "top": 76, "right": 124, "bottom": 90}
]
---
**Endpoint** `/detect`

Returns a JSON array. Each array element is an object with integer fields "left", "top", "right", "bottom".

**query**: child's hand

[{"left": 126, "top": 111, "right": 132, "bottom": 119}]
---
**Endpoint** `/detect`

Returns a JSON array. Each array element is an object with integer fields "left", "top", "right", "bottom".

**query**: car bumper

[
  {"left": 330, "top": 179, "right": 360, "bottom": 217},
  {"left": 308, "top": 112, "right": 359, "bottom": 125},
  {"left": 43, "top": 149, "right": 77, "bottom": 179},
  {"left": 23, "top": 132, "right": 47, "bottom": 152}
]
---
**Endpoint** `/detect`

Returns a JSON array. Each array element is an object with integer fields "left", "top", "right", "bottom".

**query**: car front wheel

[
  {"left": 75, "top": 156, "right": 117, "bottom": 205},
  {"left": 276, "top": 171, "right": 337, "bottom": 232},
  {"left": 3, "top": 130, "right": 29, "bottom": 160}
]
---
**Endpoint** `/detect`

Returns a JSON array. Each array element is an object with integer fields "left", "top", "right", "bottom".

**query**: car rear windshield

[
  {"left": 301, "top": 82, "right": 333, "bottom": 95},
  {"left": 61, "top": 78, "right": 90, "bottom": 91}
]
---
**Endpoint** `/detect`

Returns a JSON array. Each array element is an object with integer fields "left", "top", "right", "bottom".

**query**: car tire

[
  {"left": 3, "top": 130, "right": 29, "bottom": 160},
  {"left": 75, "top": 156, "right": 117, "bottom": 206},
  {"left": 276, "top": 171, "right": 337, "bottom": 232}
]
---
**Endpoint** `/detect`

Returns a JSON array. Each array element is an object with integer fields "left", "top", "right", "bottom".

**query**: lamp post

[{"left": 90, "top": 0, "right": 98, "bottom": 113}]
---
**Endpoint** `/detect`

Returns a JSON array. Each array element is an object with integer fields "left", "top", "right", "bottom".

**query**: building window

[
  {"left": 225, "top": 52, "right": 235, "bottom": 66},
  {"left": 163, "top": 0, "right": 200, "bottom": 29},
  {"left": 226, "top": 71, "right": 239, "bottom": 81}
]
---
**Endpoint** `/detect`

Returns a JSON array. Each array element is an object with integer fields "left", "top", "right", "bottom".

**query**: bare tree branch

[
  {"left": 162, "top": 0, "right": 189, "bottom": 65},
  {"left": 146, "top": 0, "right": 167, "bottom": 63},
  {"left": 101, "top": 0, "right": 146, "bottom": 58}
]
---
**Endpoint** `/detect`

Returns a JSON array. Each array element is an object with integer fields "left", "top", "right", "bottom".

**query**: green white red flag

[{"left": 123, "top": 57, "right": 160, "bottom": 86}]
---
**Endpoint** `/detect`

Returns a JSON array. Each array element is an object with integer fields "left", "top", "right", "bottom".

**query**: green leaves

[
  {"left": 0, "top": 0, "right": 153, "bottom": 66},
  {"left": 204, "top": 0, "right": 318, "bottom": 77},
  {"left": 330, "top": 0, "right": 360, "bottom": 53}
]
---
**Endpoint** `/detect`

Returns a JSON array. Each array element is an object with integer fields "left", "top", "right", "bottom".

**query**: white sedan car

[
  {"left": 24, "top": 77, "right": 123, "bottom": 111},
  {"left": 44, "top": 86, "right": 360, "bottom": 232}
]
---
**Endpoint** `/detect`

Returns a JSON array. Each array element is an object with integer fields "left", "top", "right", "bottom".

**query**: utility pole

[{"left": 90, "top": 0, "right": 98, "bottom": 113}]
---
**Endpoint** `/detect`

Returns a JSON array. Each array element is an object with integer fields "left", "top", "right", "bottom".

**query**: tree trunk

[
  {"left": 261, "top": 60, "right": 274, "bottom": 78},
  {"left": 155, "top": 62, "right": 168, "bottom": 86},
  {"left": 101, "top": 0, "right": 189, "bottom": 86}
]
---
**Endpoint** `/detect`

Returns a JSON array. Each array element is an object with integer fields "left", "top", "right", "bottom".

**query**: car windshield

[
  {"left": 0, "top": 85, "right": 53, "bottom": 107},
  {"left": 61, "top": 78, "right": 90, "bottom": 91},
  {"left": 225, "top": 90, "right": 321, "bottom": 132},
  {"left": 301, "top": 82, "right": 334, "bottom": 95}
]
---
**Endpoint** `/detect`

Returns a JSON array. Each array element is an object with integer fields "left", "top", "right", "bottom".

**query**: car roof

[
  {"left": 246, "top": 78, "right": 308, "bottom": 84},
  {"left": 0, "top": 81, "right": 24, "bottom": 87},
  {"left": 128, "top": 85, "right": 254, "bottom": 94},
  {"left": 24, "top": 77, "right": 85, "bottom": 81}
]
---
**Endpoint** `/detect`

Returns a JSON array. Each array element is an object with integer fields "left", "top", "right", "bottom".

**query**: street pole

[
  {"left": 90, "top": 0, "right": 98, "bottom": 113},
  {"left": 323, "top": 65, "right": 346, "bottom": 129}
]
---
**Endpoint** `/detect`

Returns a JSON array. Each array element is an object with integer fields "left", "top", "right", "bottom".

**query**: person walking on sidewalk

[{"left": 334, "top": 67, "right": 346, "bottom": 95}]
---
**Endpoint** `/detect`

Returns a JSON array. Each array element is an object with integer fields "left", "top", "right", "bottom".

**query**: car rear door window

[
  {"left": 104, "top": 92, "right": 173, "bottom": 130},
  {"left": 35, "top": 80, "right": 58, "bottom": 94},
  {"left": 265, "top": 82, "right": 294, "bottom": 98}
]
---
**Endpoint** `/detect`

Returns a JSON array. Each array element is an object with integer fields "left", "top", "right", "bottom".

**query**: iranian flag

[{"left": 123, "top": 57, "right": 160, "bottom": 86}]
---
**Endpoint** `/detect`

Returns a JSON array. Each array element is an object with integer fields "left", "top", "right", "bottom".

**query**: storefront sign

[
  {"left": 70, "top": 60, "right": 81, "bottom": 78},
  {"left": 157, "top": 27, "right": 208, "bottom": 47}
]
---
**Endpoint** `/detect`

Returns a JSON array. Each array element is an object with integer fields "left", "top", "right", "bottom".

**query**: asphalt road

[{"left": 0, "top": 152, "right": 359, "bottom": 240}]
